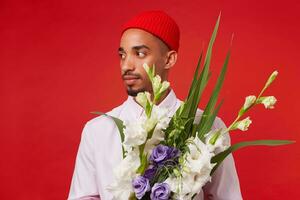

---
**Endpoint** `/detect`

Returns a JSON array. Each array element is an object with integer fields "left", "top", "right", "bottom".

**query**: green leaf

[
  {"left": 182, "top": 13, "right": 221, "bottom": 123},
  {"left": 187, "top": 51, "right": 203, "bottom": 99},
  {"left": 209, "top": 129, "right": 222, "bottom": 145},
  {"left": 90, "top": 111, "right": 126, "bottom": 158},
  {"left": 203, "top": 13, "right": 221, "bottom": 70},
  {"left": 136, "top": 152, "right": 148, "bottom": 174},
  {"left": 210, "top": 140, "right": 295, "bottom": 175},
  {"left": 195, "top": 99, "right": 224, "bottom": 139},
  {"left": 196, "top": 50, "right": 230, "bottom": 139}
]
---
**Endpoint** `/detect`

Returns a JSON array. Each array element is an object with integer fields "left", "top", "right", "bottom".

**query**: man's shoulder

[{"left": 85, "top": 102, "right": 126, "bottom": 130}]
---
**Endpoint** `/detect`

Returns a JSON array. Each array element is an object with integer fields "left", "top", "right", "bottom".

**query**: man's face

[{"left": 119, "top": 28, "right": 170, "bottom": 96}]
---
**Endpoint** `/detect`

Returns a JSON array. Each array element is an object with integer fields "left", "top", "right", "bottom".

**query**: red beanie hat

[{"left": 121, "top": 10, "right": 180, "bottom": 52}]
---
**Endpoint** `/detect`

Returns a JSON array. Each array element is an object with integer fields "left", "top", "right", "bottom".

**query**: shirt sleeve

[
  {"left": 68, "top": 123, "right": 101, "bottom": 200},
  {"left": 203, "top": 118, "right": 243, "bottom": 200}
]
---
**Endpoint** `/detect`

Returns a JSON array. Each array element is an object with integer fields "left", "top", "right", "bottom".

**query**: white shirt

[{"left": 68, "top": 90, "right": 243, "bottom": 200}]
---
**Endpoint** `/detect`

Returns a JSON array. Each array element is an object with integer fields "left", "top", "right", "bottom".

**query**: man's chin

[{"left": 126, "top": 87, "right": 145, "bottom": 97}]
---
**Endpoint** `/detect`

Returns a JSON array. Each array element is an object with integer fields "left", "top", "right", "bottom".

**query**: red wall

[{"left": 1, "top": 0, "right": 299, "bottom": 199}]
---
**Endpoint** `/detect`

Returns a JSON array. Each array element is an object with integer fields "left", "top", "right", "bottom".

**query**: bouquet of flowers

[{"left": 93, "top": 15, "right": 294, "bottom": 200}]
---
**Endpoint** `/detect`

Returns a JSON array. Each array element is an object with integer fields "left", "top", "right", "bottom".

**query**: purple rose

[
  {"left": 143, "top": 165, "right": 157, "bottom": 180},
  {"left": 132, "top": 176, "right": 150, "bottom": 199},
  {"left": 150, "top": 183, "right": 171, "bottom": 200},
  {"left": 150, "top": 144, "right": 180, "bottom": 164}
]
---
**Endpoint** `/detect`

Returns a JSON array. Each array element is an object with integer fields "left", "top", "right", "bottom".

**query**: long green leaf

[
  {"left": 187, "top": 51, "right": 203, "bottom": 99},
  {"left": 210, "top": 140, "right": 295, "bottom": 174},
  {"left": 194, "top": 99, "right": 224, "bottom": 138},
  {"left": 202, "top": 13, "right": 221, "bottom": 72},
  {"left": 197, "top": 50, "right": 230, "bottom": 139},
  {"left": 181, "top": 14, "right": 221, "bottom": 120}
]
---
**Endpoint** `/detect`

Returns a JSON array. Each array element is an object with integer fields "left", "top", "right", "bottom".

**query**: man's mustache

[{"left": 122, "top": 71, "right": 141, "bottom": 79}]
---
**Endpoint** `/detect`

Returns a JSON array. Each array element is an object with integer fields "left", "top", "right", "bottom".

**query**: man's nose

[{"left": 121, "top": 56, "right": 135, "bottom": 73}]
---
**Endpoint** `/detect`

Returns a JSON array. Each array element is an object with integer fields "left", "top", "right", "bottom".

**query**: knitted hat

[{"left": 121, "top": 10, "right": 180, "bottom": 52}]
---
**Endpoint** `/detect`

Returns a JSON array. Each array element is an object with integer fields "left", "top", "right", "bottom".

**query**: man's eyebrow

[
  {"left": 118, "top": 45, "right": 150, "bottom": 53},
  {"left": 132, "top": 45, "right": 150, "bottom": 51}
]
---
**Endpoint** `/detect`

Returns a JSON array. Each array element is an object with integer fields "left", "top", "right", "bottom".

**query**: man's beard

[{"left": 126, "top": 87, "right": 145, "bottom": 97}]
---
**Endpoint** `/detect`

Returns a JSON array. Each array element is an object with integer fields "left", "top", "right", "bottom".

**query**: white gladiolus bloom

[
  {"left": 186, "top": 137, "right": 215, "bottom": 174},
  {"left": 166, "top": 137, "right": 215, "bottom": 199},
  {"left": 153, "top": 106, "right": 170, "bottom": 130},
  {"left": 107, "top": 149, "right": 140, "bottom": 200},
  {"left": 205, "top": 129, "right": 229, "bottom": 153},
  {"left": 236, "top": 117, "right": 252, "bottom": 131},
  {"left": 144, "top": 128, "right": 165, "bottom": 155},
  {"left": 123, "top": 120, "right": 147, "bottom": 146},
  {"left": 142, "top": 105, "right": 169, "bottom": 132},
  {"left": 165, "top": 173, "right": 196, "bottom": 200},
  {"left": 243, "top": 95, "right": 256, "bottom": 110},
  {"left": 143, "top": 106, "right": 170, "bottom": 154},
  {"left": 107, "top": 181, "right": 132, "bottom": 200},
  {"left": 261, "top": 96, "right": 277, "bottom": 109}
]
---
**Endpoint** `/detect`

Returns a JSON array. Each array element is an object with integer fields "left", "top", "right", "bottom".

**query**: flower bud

[
  {"left": 160, "top": 81, "right": 170, "bottom": 94},
  {"left": 243, "top": 95, "right": 256, "bottom": 110},
  {"left": 259, "top": 96, "right": 277, "bottom": 109},
  {"left": 234, "top": 117, "right": 252, "bottom": 131},
  {"left": 153, "top": 75, "right": 162, "bottom": 95},
  {"left": 136, "top": 92, "right": 151, "bottom": 109},
  {"left": 265, "top": 70, "right": 278, "bottom": 88}
]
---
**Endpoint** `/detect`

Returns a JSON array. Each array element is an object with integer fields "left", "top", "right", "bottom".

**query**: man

[{"left": 68, "top": 10, "right": 243, "bottom": 200}]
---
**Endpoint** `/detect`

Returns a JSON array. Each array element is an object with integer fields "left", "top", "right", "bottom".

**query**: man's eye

[
  {"left": 119, "top": 53, "right": 126, "bottom": 59},
  {"left": 137, "top": 52, "right": 146, "bottom": 58}
]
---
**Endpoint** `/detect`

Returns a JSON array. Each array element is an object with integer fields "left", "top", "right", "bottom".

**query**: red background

[{"left": 1, "top": 0, "right": 299, "bottom": 199}]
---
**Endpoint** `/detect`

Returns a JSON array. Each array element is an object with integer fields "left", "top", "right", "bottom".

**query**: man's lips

[
  {"left": 123, "top": 75, "right": 140, "bottom": 80},
  {"left": 123, "top": 75, "right": 140, "bottom": 85}
]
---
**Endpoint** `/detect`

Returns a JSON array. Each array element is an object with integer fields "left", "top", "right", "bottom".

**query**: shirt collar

[{"left": 123, "top": 89, "right": 178, "bottom": 119}]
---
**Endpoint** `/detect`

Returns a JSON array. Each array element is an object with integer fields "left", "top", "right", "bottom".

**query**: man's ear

[{"left": 164, "top": 50, "right": 177, "bottom": 69}]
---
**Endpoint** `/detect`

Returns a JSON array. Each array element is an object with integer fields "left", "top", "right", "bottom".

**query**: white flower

[
  {"left": 205, "top": 129, "right": 229, "bottom": 153},
  {"left": 152, "top": 106, "right": 170, "bottom": 129},
  {"left": 186, "top": 137, "right": 215, "bottom": 174},
  {"left": 153, "top": 75, "right": 162, "bottom": 94},
  {"left": 243, "top": 95, "right": 256, "bottom": 110},
  {"left": 236, "top": 116, "right": 252, "bottom": 131},
  {"left": 142, "top": 117, "right": 157, "bottom": 133},
  {"left": 165, "top": 137, "right": 215, "bottom": 198},
  {"left": 142, "top": 105, "right": 169, "bottom": 132},
  {"left": 136, "top": 92, "right": 151, "bottom": 109},
  {"left": 159, "top": 81, "right": 170, "bottom": 94},
  {"left": 165, "top": 174, "right": 195, "bottom": 200},
  {"left": 107, "top": 149, "right": 140, "bottom": 200},
  {"left": 152, "top": 76, "right": 170, "bottom": 99},
  {"left": 107, "top": 181, "right": 132, "bottom": 200},
  {"left": 144, "top": 128, "right": 165, "bottom": 155},
  {"left": 113, "top": 148, "right": 140, "bottom": 180},
  {"left": 261, "top": 96, "right": 277, "bottom": 109},
  {"left": 143, "top": 106, "right": 170, "bottom": 154},
  {"left": 123, "top": 120, "right": 147, "bottom": 147}
]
